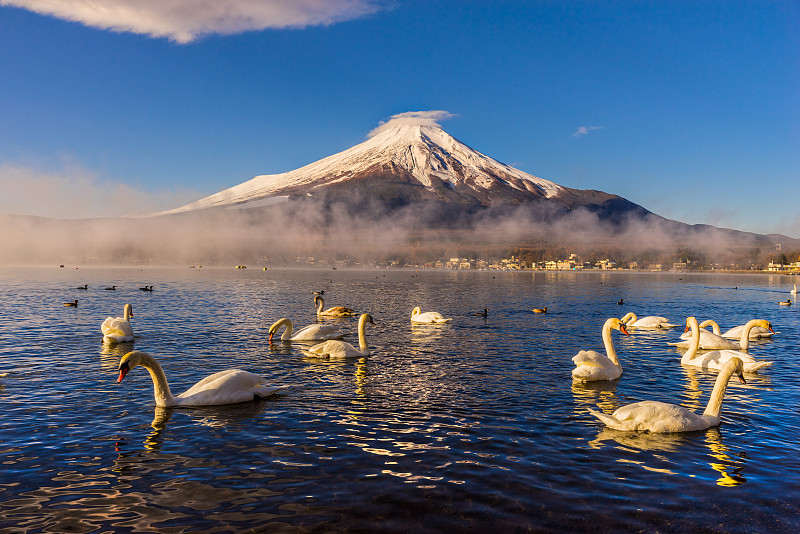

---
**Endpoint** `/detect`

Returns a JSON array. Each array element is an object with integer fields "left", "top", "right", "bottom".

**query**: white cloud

[
  {"left": 572, "top": 126, "right": 603, "bottom": 137},
  {"left": 0, "top": 163, "right": 201, "bottom": 218},
  {"left": 1, "top": 0, "right": 385, "bottom": 43},
  {"left": 368, "top": 110, "right": 457, "bottom": 137}
]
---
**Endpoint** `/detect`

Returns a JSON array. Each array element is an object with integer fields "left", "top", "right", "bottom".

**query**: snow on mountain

[{"left": 161, "top": 122, "right": 565, "bottom": 214}]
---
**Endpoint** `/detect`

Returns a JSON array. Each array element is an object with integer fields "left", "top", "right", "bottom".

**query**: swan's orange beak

[
  {"left": 737, "top": 373, "right": 747, "bottom": 384},
  {"left": 268, "top": 331, "right": 275, "bottom": 343},
  {"left": 620, "top": 324, "right": 629, "bottom": 336},
  {"left": 684, "top": 323, "right": 690, "bottom": 333},
  {"left": 117, "top": 362, "right": 129, "bottom": 383}
]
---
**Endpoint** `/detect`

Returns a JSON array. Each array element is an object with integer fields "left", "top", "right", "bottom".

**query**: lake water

[{"left": 1, "top": 266, "right": 798, "bottom": 533}]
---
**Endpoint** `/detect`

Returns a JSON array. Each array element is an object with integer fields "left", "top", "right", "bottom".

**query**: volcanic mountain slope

[{"left": 161, "top": 122, "right": 649, "bottom": 220}]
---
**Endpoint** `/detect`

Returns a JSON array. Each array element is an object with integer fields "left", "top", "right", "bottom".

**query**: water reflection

[
  {"left": 571, "top": 379, "right": 619, "bottom": 414},
  {"left": 99, "top": 341, "right": 135, "bottom": 371}
]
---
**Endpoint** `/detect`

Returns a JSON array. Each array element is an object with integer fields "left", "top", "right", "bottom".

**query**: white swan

[
  {"left": 672, "top": 318, "right": 740, "bottom": 350},
  {"left": 301, "top": 313, "right": 374, "bottom": 359},
  {"left": 722, "top": 321, "right": 775, "bottom": 340},
  {"left": 572, "top": 317, "right": 630, "bottom": 382},
  {"left": 589, "top": 357, "right": 745, "bottom": 432},
  {"left": 315, "top": 296, "right": 356, "bottom": 317},
  {"left": 268, "top": 318, "right": 343, "bottom": 342},
  {"left": 101, "top": 303, "right": 134, "bottom": 343},
  {"left": 116, "top": 351, "right": 286, "bottom": 407},
  {"left": 410, "top": 306, "right": 452, "bottom": 324},
  {"left": 620, "top": 312, "right": 678, "bottom": 329},
  {"left": 679, "top": 317, "right": 773, "bottom": 373}
]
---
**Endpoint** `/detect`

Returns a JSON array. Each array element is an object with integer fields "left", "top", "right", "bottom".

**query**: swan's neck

[
  {"left": 682, "top": 318, "right": 700, "bottom": 363},
  {"left": 280, "top": 318, "right": 293, "bottom": 340},
  {"left": 140, "top": 355, "right": 175, "bottom": 407},
  {"left": 702, "top": 362, "right": 738, "bottom": 419},
  {"left": 738, "top": 320, "right": 758, "bottom": 350},
  {"left": 357, "top": 317, "right": 369, "bottom": 353},
  {"left": 124, "top": 304, "right": 132, "bottom": 320},
  {"left": 621, "top": 312, "right": 636, "bottom": 325},
  {"left": 316, "top": 298, "right": 324, "bottom": 314},
  {"left": 601, "top": 321, "right": 620, "bottom": 365}
]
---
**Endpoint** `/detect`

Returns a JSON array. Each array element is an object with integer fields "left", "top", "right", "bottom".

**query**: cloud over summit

[{"left": 1, "top": 0, "right": 385, "bottom": 43}]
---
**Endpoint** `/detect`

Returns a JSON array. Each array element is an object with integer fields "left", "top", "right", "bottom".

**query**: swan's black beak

[
  {"left": 117, "top": 361, "right": 130, "bottom": 383},
  {"left": 737, "top": 373, "right": 746, "bottom": 385}
]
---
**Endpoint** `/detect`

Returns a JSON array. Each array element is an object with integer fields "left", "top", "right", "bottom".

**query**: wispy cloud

[
  {"left": 0, "top": 0, "right": 386, "bottom": 43},
  {"left": 368, "top": 110, "right": 457, "bottom": 137},
  {"left": 0, "top": 163, "right": 201, "bottom": 218},
  {"left": 571, "top": 126, "right": 604, "bottom": 137}
]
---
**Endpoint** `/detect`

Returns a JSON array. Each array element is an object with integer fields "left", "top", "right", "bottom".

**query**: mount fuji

[{"left": 160, "top": 120, "right": 650, "bottom": 223}]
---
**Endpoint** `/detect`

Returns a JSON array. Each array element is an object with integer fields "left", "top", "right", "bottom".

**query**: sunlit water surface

[{"left": 1, "top": 267, "right": 798, "bottom": 533}]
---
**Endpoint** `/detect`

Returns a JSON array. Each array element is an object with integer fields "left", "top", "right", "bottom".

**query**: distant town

[{"left": 280, "top": 252, "right": 800, "bottom": 273}]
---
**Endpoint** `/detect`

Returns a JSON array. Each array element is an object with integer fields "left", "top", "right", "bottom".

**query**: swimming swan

[
  {"left": 679, "top": 317, "right": 773, "bottom": 373},
  {"left": 589, "top": 357, "right": 745, "bottom": 432},
  {"left": 572, "top": 317, "right": 630, "bottom": 382},
  {"left": 620, "top": 312, "right": 678, "bottom": 329},
  {"left": 301, "top": 313, "right": 374, "bottom": 359},
  {"left": 672, "top": 318, "right": 741, "bottom": 350},
  {"left": 411, "top": 306, "right": 452, "bottom": 324},
  {"left": 722, "top": 321, "right": 775, "bottom": 339},
  {"left": 101, "top": 303, "right": 134, "bottom": 343},
  {"left": 315, "top": 296, "right": 356, "bottom": 317},
  {"left": 116, "top": 351, "right": 286, "bottom": 407},
  {"left": 268, "top": 318, "right": 343, "bottom": 342}
]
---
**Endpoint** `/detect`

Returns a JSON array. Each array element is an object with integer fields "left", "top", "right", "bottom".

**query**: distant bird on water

[
  {"left": 532, "top": 307, "right": 548, "bottom": 314},
  {"left": 76, "top": 284, "right": 88, "bottom": 290},
  {"left": 105, "top": 285, "right": 117, "bottom": 290},
  {"left": 471, "top": 309, "right": 488, "bottom": 317},
  {"left": 139, "top": 286, "right": 154, "bottom": 292},
  {"left": 64, "top": 300, "right": 78, "bottom": 307},
  {"left": 617, "top": 299, "right": 624, "bottom": 305},
  {"left": 779, "top": 299, "right": 792, "bottom": 306}
]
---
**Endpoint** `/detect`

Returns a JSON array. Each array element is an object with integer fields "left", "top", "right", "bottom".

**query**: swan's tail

[
  {"left": 254, "top": 385, "right": 288, "bottom": 398},
  {"left": 588, "top": 408, "right": 619, "bottom": 427},
  {"left": 743, "top": 361, "right": 773, "bottom": 373}
]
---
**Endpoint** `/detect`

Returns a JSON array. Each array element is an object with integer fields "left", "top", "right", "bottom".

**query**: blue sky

[{"left": 1, "top": 0, "right": 798, "bottom": 237}]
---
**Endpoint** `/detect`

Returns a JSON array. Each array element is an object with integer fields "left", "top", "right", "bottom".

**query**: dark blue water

[{"left": 1, "top": 267, "right": 798, "bottom": 532}]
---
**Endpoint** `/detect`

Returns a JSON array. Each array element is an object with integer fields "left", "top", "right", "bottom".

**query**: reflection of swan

[
  {"left": 101, "top": 303, "right": 134, "bottom": 343},
  {"left": 572, "top": 318, "right": 629, "bottom": 382},
  {"left": 268, "top": 317, "right": 343, "bottom": 342},
  {"left": 301, "top": 313, "right": 374, "bottom": 359},
  {"left": 722, "top": 321, "right": 775, "bottom": 339},
  {"left": 621, "top": 312, "right": 678, "bottom": 329},
  {"left": 410, "top": 306, "right": 451, "bottom": 324},
  {"left": 116, "top": 351, "right": 286, "bottom": 407},
  {"left": 680, "top": 317, "right": 773, "bottom": 373},
  {"left": 315, "top": 296, "right": 356, "bottom": 317},
  {"left": 791, "top": 284, "right": 797, "bottom": 295},
  {"left": 589, "top": 357, "right": 746, "bottom": 432}
]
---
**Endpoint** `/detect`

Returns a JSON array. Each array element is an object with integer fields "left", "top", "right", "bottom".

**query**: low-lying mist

[{"left": 1, "top": 195, "right": 795, "bottom": 267}]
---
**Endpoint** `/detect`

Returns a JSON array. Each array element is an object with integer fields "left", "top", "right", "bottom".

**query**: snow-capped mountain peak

[{"left": 162, "top": 121, "right": 565, "bottom": 214}]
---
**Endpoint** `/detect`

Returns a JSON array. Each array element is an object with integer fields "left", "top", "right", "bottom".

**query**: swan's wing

[
  {"left": 412, "top": 312, "right": 451, "bottom": 323},
  {"left": 599, "top": 401, "right": 705, "bottom": 432},
  {"left": 177, "top": 369, "right": 284, "bottom": 406},
  {"left": 101, "top": 317, "right": 134, "bottom": 342},
  {"left": 301, "top": 340, "right": 361, "bottom": 359},
  {"left": 323, "top": 306, "right": 356, "bottom": 316},
  {"left": 292, "top": 324, "right": 342, "bottom": 340},
  {"left": 572, "top": 349, "right": 611, "bottom": 366}
]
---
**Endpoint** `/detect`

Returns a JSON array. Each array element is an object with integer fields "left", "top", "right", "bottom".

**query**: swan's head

[
  {"left": 684, "top": 316, "right": 698, "bottom": 332},
  {"left": 411, "top": 307, "right": 421, "bottom": 318},
  {"left": 728, "top": 357, "right": 746, "bottom": 384},
  {"left": 620, "top": 312, "right": 636, "bottom": 324},
  {"left": 268, "top": 318, "right": 290, "bottom": 343},
  {"left": 117, "top": 351, "right": 147, "bottom": 383},
  {"left": 610, "top": 318, "right": 629, "bottom": 336},
  {"left": 124, "top": 303, "right": 133, "bottom": 319},
  {"left": 361, "top": 313, "right": 375, "bottom": 325},
  {"left": 752, "top": 319, "right": 774, "bottom": 333}
]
